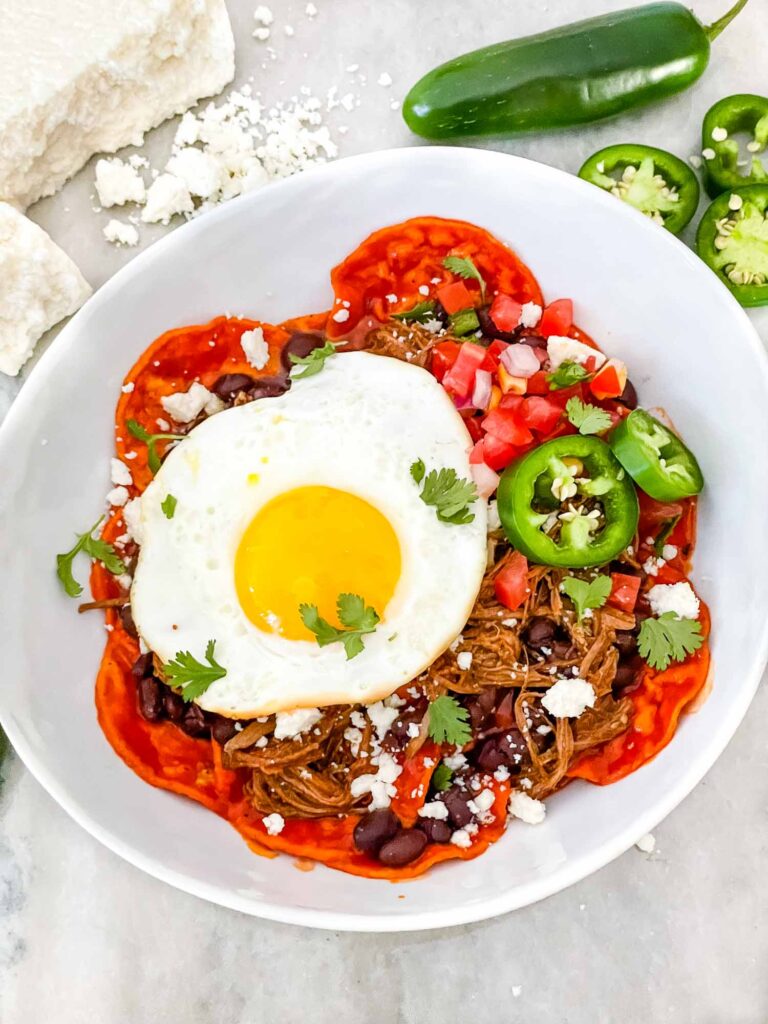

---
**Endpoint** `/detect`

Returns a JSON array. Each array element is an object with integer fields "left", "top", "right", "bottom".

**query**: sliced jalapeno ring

[
  {"left": 609, "top": 410, "right": 704, "bottom": 502},
  {"left": 701, "top": 93, "right": 768, "bottom": 198},
  {"left": 695, "top": 184, "right": 768, "bottom": 307},
  {"left": 497, "top": 435, "right": 639, "bottom": 569},
  {"left": 578, "top": 145, "right": 700, "bottom": 234}
]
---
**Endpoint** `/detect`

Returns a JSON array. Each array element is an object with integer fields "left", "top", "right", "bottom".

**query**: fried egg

[{"left": 130, "top": 351, "right": 487, "bottom": 717}]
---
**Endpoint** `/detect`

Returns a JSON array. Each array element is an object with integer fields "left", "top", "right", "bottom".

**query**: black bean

[
  {"left": 120, "top": 604, "right": 138, "bottom": 639},
  {"left": 614, "top": 630, "right": 638, "bottom": 659},
  {"left": 610, "top": 560, "right": 643, "bottom": 577},
  {"left": 618, "top": 379, "right": 638, "bottom": 409},
  {"left": 443, "top": 786, "right": 474, "bottom": 828},
  {"left": 476, "top": 306, "right": 515, "bottom": 343},
  {"left": 137, "top": 676, "right": 164, "bottom": 721},
  {"left": 280, "top": 332, "right": 325, "bottom": 373},
  {"left": 551, "top": 639, "right": 577, "bottom": 660},
  {"left": 131, "top": 653, "right": 153, "bottom": 680},
  {"left": 179, "top": 702, "right": 209, "bottom": 738},
  {"left": 210, "top": 715, "right": 239, "bottom": 746},
  {"left": 517, "top": 332, "right": 545, "bottom": 348},
  {"left": 524, "top": 616, "right": 556, "bottom": 650},
  {"left": 163, "top": 690, "right": 185, "bottom": 722},
  {"left": 378, "top": 828, "right": 428, "bottom": 867},
  {"left": 466, "top": 687, "right": 497, "bottom": 731},
  {"left": 211, "top": 373, "right": 258, "bottom": 401},
  {"left": 417, "top": 818, "right": 452, "bottom": 844},
  {"left": 475, "top": 737, "right": 508, "bottom": 772},
  {"left": 247, "top": 375, "right": 290, "bottom": 400},
  {"left": 353, "top": 808, "right": 401, "bottom": 855},
  {"left": 613, "top": 659, "right": 644, "bottom": 697}
]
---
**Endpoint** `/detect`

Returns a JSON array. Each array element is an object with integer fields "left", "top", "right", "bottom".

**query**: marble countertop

[{"left": 2, "top": 0, "right": 768, "bottom": 1020}]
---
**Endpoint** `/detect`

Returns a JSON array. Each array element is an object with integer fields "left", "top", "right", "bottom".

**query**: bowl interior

[{"left": 1, "top": 147, "right": 767, "bottom": 931}]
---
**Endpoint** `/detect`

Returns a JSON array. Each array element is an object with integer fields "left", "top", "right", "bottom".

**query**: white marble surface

[{"left": 2, "top": 0, "right": 768, "bottom": 1020}]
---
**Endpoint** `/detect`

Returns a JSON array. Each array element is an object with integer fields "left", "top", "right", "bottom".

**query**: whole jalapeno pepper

[
  {"left": 609, "top": 410, "right": 704, "bottom": 501},
  {"left": 695, "top": 184, "right": 768, "bottom": 307},
  {"left": 579, "top": 145, "right": 700, "bottom": 234},
  {"left": 701, "top": 94, "right": 768, "bottom": 198},
  {"left": 403, "top": 0, "right": 750, "bottom": 141},
  {"left": 497, "top": 436, "right": 639, "bottom": 569}
]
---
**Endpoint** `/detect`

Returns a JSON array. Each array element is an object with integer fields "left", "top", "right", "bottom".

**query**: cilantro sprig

[
  {"left": 443, "top": 255, "right": 486, "bottom": 301},
  {"left": 431, "top": 763, "right": 454, "bottom": 792},
  {"left": 427, "top": 695, "right": 472, "bottom": 746},
  {"left": 411, "top": 459, "right": 477, "bottom": 525},
  {"left": 638, "top": 613, "right": 703, "bottom": 671},
  {"left": 161, "top": 494, "right": 177, "bottom": 519},
  {"left": 565, "top": 397, "right": 612, "bottom": 436},
  {"left": 164, "top": 639, "right": 227, "bottom": 701},
  {"left": 548, "top": 361, "right": 589, "bottom": 390},
  {"left": 653, "top": 516, "right": 680, "bottom": 557},
  {"left": 289, "top": 340, "right": 338, "bottom": 379},
  {"left": 561, "top": 574, "right": 612, "bottom": 622},
  {"left": 56, "top": 516, "right": 127, "bottom": 598},
  {"left": 127, "top": 419, "right": 185, "bottom": 475},
  {"left": 391, "top": 300, "right": 437, "bottom": 323},
  {"left": 299, "top": 593, "right": 380, "bottom": 660}
]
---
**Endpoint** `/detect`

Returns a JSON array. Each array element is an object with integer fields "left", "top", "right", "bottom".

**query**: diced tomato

[
  {"left": 437, "top": 280, "right": 475, "bottom": 315},
  {"left": 442, "top": 341, "right": 486, "bottom": 397},
  {"left": 465, "top": 415, "right": 484, "bottom": 444},
  {"left": 469, "top": 439, "right": 486, "bottom": 464},
  {"left": 497, "top": 365, "right": 527, "bottom": 395},
  {"left": 520, "top": 396, "right": 563, "bottom": 435},
  {"left": 498, "top": 393, "right": 524, "bottom": 412},
  {"left": 481, "top": 433, "right": 519, "bottom": 471},
  {"left": 525, "top": 370, "right": 551, "bottom": 395},
  {"left": 589, "top": 358, "right": 628, "bottom": 400},
  {"left": 482, "top": 407, "right": 534, "bottom": 447},
  {"left": 481, "top": 339, "right": 508, "bottom": 372},
  {"left": 538, "top": 298, "right": 573, "bottom": 337},
  {"left": 609, "top": 573, "right": 642, "bottom": 613},
  {"left": 489, "top": 294, "right": 522, "bottom": 332},
  {"left": 430, "top": 341, "right": 460, "bottom": 382},
  {"left": 494, "top": 552, "right": 530, "bottom": 611}
]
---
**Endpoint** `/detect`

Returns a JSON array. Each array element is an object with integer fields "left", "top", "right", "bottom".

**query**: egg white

[{"left": 130, "top": 351, "right": 487, "bottom": 717}]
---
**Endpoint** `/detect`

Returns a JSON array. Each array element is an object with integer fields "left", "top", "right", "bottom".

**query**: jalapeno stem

[{"left": 706, "top": 0, "right": 750, "bottom": 42}]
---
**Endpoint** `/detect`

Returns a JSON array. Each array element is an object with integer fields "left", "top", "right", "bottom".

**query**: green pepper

[
  {"left": 497, "top": 436, "right": 639, "bottom": 569},
  {"left": 701, "top": 94, "right": 768, "bottom": 198},
  {"left": 609, "top": 410, "right": 704, "bottom": 501},
  {"left": 402, "top": 0, "right": 749, "bottom": 141},
  {"left": 578, "top": 145, "right": 699, "bottom": 234},
  {"left": 695, "top": 185, "right": 768, "bottom": 306}
]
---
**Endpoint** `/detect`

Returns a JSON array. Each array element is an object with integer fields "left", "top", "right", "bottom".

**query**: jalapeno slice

[
  {"left": 609, "top": 410, "right": 704, "bottom": 502},
  {"left": 701, "top": 93, "right": 768, "bottom": 198},
  {"left": 497, "top": 436, "right": 639, "bottom": 569},
  {"left": 695, "top": 184, "right": 768, "bottom": 307},
  {"left": 578, "top": 145, "right": 700, "bottom": 234}
]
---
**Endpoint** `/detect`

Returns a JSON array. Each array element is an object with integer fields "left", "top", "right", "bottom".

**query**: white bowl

[{"left": 1, "top": 147, "right": 767, "bottom": 932}]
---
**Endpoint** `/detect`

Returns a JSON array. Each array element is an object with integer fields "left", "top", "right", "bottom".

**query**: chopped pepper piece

[
  {"left": 609, "top": 410, "right": 704, "bottom": 501},
  {"left": 497, "top": 435, "right": 639, "bottom": 568},
  {"left": 579, "top": 144, "right": 700, "bottom": 234},
  {"left": 695, "top": 185, "right": 768, "bottom": 307},
  {"left": 701, "top": 93, "right": 768, "bottom": 198}
]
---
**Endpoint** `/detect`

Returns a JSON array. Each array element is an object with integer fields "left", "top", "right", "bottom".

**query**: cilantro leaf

[
  {"left": 561, "top": 574, "right": 612, "bottom": 621},
  {"left": 443, "top": 255, "right": 486, "bottom": 301},
  {"left": 427, "top": 695, "right": 472, "bottom": 746},
  {"left": 548, "top": 362, "right": 589, "bottom": 390},
  {"left": 431, "top": 763, "right": 454, "bottom": 792},
  {"left": 56, "top": 516, "right": 127, "bottom": 598},
  {"left": 299, "top": 593, "right": 380, "bottom": 660},
  {"left": 411, "top": 459, "right": 477, "bottom": 525},
  {"left": 638, "top": 613, "right": 703, "bottom": 671},
  {"left": 164, "top": 639, "right": 227, "bottom": 701},
  {"left": 565, "top": 396, "right": 613, "bottom": 436},
  {"left": 391, "top": 300, "right": 437, "bottom": 323},
  {"left": 289, "top": 340, "right": 338, "bottom": 379},
  {"left": 127, "top": 419, "right": 185, "bottom": 475},
  {"left": 161, "top": 494, "right": 177, "bottom": 519}
]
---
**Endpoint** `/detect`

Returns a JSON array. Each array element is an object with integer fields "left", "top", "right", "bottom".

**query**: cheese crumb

[
  {"left": 635, "top": 832, "right": 656, "bottom": 854},
  {"left": 332, "top": 307, "right": 350, "bottom": 323},
  {"left": 262, "top": 812, "right": 285, "bottom": 835},
  {"left": 253, "top": 5, "right": 274, "bottom": 24},
  {"left": 377, "top": 72, "right": 393, "bottom": 87},
  {"left": 110, "top": 458, "right": 132, "bottom": 487},
  {"left": 121, "top": 382, "right": 135, "bottom": 394},
  {"left": 366, "top": 701, "right": 399, "bottom": 739},
  {"left": 647, "top": 582, "right": 700, "bottom": 620},
  {"left": 508, "top": 790, "right": 546, "bottom": 825},
  {"left": 94, "top": 158, "right": 146, "bottom": 208},
  {"left": 122, "top": 498, "right": 143, "bottom": 545},
  {"left": 349, "top": 752, "right": 402, "bottom": 809},
  {"left": 107, "top": 486, "right": 129, "bottom": 507},
  {"left": 240, "top": 327, "right": 269, "bottom": 369},
  {"left": 541, "top": 676, "right": 595, "bottom": 718},
  {"left": 103, "top": 219, "right": 139, "bottom": 247},
  {"left": 450, "top": 828, "right": 472, "bottom": 848},
  {"left": 161, "top": 382, "right": 216, "bottom": 423},
  {"left": 418, "top": 801, "right": 449, "bottom": 820},
  {"left": 273, "top": 707, "right": 322, "bottom": 740},
  {"left": 547, "top": 336, "right": 606, "bottom": 371},
  {"left": 457, "top": 651, "right": 473, "bottom": 671},
  {"left": 142, "top": 174, "right": 194, "bottom": 225},
  {"left": 520, "top": 301, "right": 542, "bottom": 328}
]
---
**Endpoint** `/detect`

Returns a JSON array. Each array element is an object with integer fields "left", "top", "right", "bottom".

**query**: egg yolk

[{"left": 235, "top": 485, "right": 401, "bottom": 641}]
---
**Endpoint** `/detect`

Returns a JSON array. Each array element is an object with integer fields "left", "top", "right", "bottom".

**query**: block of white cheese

[
  {"left": 0, "top": 204, "right": 91, "bottom": 376},
  {"left": 0, "top": 0, "right": 235, "bottom": 210}
]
